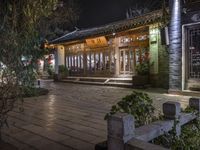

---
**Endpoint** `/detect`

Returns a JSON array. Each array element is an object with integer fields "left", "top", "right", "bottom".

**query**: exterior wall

[
  {"left": 149, "top": 25, "right": 159, "bottom": 75},
  {"left": 158, "top": 38, "right": 169, "bottom": 89},
  {"left": 149, "top": 24, "right": 169, "bottom": 88}
]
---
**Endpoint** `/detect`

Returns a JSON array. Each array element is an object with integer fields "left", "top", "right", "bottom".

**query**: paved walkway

[{"left": 2, "top": 81, "right": 193, "bottom": 150}]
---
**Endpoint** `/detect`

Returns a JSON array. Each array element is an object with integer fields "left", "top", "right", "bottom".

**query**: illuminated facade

[
  {"left": 48, "top": 0, "right": 200, "bottom": 91},
  {"left": 47, "top": 10, "right": 169, "bottom": 88}
]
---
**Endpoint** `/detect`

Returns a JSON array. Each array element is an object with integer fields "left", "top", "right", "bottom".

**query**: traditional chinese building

[
  {"left": 47, "top": 9, "right": 169, "bottom": 88},
  {"left": 46, "top": 0, "right": 200, "bottom": 93}
]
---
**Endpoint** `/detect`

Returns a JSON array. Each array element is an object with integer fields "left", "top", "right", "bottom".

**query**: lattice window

[{"left": 188, "top": 26, "right": 200, "bottom": 79}]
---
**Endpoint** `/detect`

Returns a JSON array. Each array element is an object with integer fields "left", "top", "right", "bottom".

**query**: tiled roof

[{"left": 49, "top": 9, "right": 164, "bottom": 44}]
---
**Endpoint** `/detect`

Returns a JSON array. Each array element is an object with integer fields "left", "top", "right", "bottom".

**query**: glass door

[{"left": 120, "top": 49, "right": 134, "bottom": 75}]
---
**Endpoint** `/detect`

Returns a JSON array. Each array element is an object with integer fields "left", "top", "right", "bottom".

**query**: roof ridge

[
  {"left": 49, "top": 30, "right": 78, "bottom": 43},
  {"left": 48, "top": 9, "right": 164, "bottom": 45}
]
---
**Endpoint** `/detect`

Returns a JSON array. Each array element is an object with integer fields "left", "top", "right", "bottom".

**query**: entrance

[
  {"left": 120, "top": 49, "right": 134, "bottom": 75},
  {"left": 185, "top": 24, "right": 200, "bottom": 89}
]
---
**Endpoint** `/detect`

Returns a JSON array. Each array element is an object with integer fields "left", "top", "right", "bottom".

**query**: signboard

[
  {"left": 86, "top": 36, "right": 108, "bottom": 48},
  {"left": 118, "top": 34, "right": 149, "bottom": 47}
]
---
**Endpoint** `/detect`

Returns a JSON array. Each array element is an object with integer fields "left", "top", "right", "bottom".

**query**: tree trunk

[{"left": 169, "top": 0, "right": 182, "bottom": 92}]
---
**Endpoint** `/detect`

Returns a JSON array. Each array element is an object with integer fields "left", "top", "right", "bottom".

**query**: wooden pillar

[
  {"left": 55, "top": 45, "right": 65, "bottom": 75},
  {"left": 168, "top": 0, "right": 182, "bottom": 92},
  {"left": 83, "top": 50, "right": 87, "bottom": 76},
  {"left": 114, "top": 37, "right": 120, "bottom": 77}
]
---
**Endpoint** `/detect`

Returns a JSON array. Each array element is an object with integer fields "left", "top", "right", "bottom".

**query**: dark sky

[
  {"left": 77, "top": 0, "right": 163, "bottom": 29},
  {"left": 77, "top": 0, "right": 133, "bottom": 28}
]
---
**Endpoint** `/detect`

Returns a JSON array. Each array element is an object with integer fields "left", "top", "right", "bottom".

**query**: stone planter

[{"left": 132, "top": 75, "right": 149, "bottom": 87}]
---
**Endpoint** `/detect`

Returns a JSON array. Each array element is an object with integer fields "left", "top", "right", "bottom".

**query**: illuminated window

[
  {"left": 91, "top": 53, "right": 95, "bottom": 71},
  {"left": 87, "top": 53, "right": 90, "bottom": 70},
  {"left": 95, "top": 53, "right": 99, "bottom": 70},
  {"left": 80, "top": 54, "right": 83, "bottom": 69}
]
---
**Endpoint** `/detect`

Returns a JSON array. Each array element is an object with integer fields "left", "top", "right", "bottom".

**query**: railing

[{"left": 96, "top": 98, "right": 200, "bottom": 150}]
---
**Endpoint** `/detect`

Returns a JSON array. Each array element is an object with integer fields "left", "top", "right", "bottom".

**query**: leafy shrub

[
  {"left": 153, "top": 107, "right": 200, "bottom": 149},
  {"left": 47, "top": 65, "right": 54, "bottom": 77},
  {"left": 58, "top": 65, "right": 68, "bottom": 77},
  {"left": 154, "top": 119, "right": 200, "bottom": 149},
  {"left": 136, "top": 62, "right": 149, "bottom": 75},
  {"left": 105, "top": 91, "right": 155, "bottom": 127}
]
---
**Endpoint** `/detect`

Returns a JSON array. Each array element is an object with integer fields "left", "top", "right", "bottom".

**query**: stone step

[
  {"left": 108, "top": 79, "right": 132, "bottom": 84},
  {"left": 79, "top": 78, "right": 107, "bottom": 83},
  {"left": 60, "top": 80, "right": 133, "bottom": 88},
  {"left": 105, "top": 82, "right": 132, "bottom": 88}
]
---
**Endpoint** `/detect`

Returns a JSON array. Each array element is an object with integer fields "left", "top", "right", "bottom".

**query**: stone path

[{"left": 2, "top": 80, "right": 193, "bottom": 150}]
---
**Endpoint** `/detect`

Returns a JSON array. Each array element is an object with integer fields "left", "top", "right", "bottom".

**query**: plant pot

[{"left": 132, "top": 75, "right": 149, "bottom": 87}]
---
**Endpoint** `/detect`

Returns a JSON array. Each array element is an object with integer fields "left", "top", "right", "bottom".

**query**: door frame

[
  {"left": 119, "top": 48, "right": 134, "bottom": 75},
  {"left": 182, "top": 22, "right": 200, "bottom": 90}
]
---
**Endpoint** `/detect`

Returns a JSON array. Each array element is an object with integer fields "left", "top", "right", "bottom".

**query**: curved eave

[{"left": 48, "top": 9, "right": 165, "bottom": 45}]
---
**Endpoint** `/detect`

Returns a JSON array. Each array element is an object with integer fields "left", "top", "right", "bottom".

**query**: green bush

[
  {"left": 47, "top": 65, "right": 54, "bottom": 77},
  {"left": 105, "top": 91, "right": 155, "bottom": 127},
  {"left": 153, "top": 107, "right": 200, "bottom": 149},
  {"left": 58, "top": 65, "right": 68, "bottom": 77},
  {"left": 136, "top": 62, "right": 149, "bottom": 75}
]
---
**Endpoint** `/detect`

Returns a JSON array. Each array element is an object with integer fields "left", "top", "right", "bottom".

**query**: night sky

[
  {"left": 77, "top": 0, "right": 163, "bottom": 29},
  {"left": 77, "top": 0, "right": 134, "bottom": 28}
]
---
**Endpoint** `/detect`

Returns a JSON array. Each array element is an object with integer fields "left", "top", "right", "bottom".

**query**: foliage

[
  {"left": 0, "top": 0, "right": 60, "bottom": 139},
  {"left": 183, "top": 105, "right": 198, "bottom": 114},
  {"left": 126, "top": 0, "right": 164, "bottom": 19},
  {"left": 136, "top": 62, "right": 149, "bottom": 75},
  {"left": 59, "top": 65, "right": 68, "bottom": 77},
  {"left": 154, "top": 106, "right": 200, "bottom": 149},
  {"left": 105, "top": 91, "right": 155, "bottom": 127},
  {"left": 154, "top": 119, "right": 200, "bottom": 149},
  {"left": 135, "top": 48, "right": 151, "bottom": 76},
  {"left": 47, "top": 65, "right": 55, "bottom": 77},
  {"left": 38, "top": 0, "right": 80, "bottom": 40}
]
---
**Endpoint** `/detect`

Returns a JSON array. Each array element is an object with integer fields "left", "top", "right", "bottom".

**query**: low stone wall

[{"left": 96, "top": 98, "right": 200, "bottom": 150}]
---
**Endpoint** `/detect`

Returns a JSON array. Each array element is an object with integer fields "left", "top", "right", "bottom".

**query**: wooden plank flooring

[{"left": 2, "top": 81, "right": 190, "bottom": 150}]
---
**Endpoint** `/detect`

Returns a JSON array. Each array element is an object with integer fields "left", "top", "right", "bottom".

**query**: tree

[
  {"left": 38, "top": 0, "right": 80, "bottom": 40},
  {"left": 0, "top": 0, "right": 61, "bottom": 139},
  {"left": 126, "top": 0, "right": 164, "bottom": 19}
]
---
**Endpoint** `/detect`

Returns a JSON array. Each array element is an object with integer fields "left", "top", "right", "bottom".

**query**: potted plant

[
  {"left": 58, "top": 65, "right": 68, "bottom": 80},
  {"left": 47, "top": 65, "right": 55, "bottom": 79},
  {"left": 54, "top": 65, "right": 68, "bottom": 81},
  {"left": 132, "top": 61, "right": 150, "bottom": 87}
]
